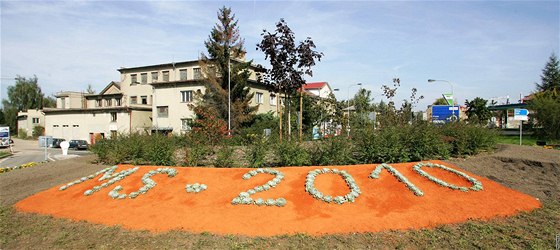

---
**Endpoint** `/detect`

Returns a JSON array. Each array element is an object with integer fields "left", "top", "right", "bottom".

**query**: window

[
  {"left": 193, "top": 68, "right": 202, "bottom": 79},
  {"left": 181, "top": 90, "right": 193, "bottom": 103},
  {"left": 32, "top": 118, "right": 40, "bottom": 124},
  {"left": 96, "top": 99, "right": 102, "bottom": 107},
  {"left": 131, "top": 74, "right": 138, "bottom": 84},
  {"left": 151, "top": 71, "right": 158, "bottom": 82},
  {"left": 111, "top": 112, "right": 117, "bottom": 122},
  {"left": 60, "top": 97, "right": 66, "bottom": 109},
  {"left": 270, "top": 94, "right": 276, "bottom": 106},
  {"left": 130, "top": 96, "right": 137, "bottom": 104},
  {"left": 180, "top": 69, "right": 188, "bottom": 80},
  {"left": 116, "top": 98, "right": 122, "bottom": 106},
  {"left": 181, "top": 118, "right": 192, "bottom": 131},
  {"left": 256, "top": 92, "right": 263, "bottom": 104},
  {"left": 63, "top": 125, "right": 69, "bottom": 128},
  {"left": 105, "top": 99, "right": 112, "bottom": 107},
  {"left": 73, "top": 125, "right": 79, "bottom": 127},
  {"left": 141, "top": 96, "right": 148, "bottom": 105},
  {"left": 157, "top": 106, "right": 169, "bottom": 118},
  {"left": 141, "top": 73, "right": 147, "bottom": 84},
  {"left": 53, "top": 125, "right": 59, "bottom": 128},
  {"left": 111, "top": 130, "right": 117, "bottom": 138},
  {"left": 163, "top": 71, "right": 169, "bottom": 82}
]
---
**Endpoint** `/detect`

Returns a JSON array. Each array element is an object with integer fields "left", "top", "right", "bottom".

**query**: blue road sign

[
  {"left": 431, "top": 105, "right": 459, "bottom": 124},
  {"left": 514, "top": 109, "right": 528, "bottom": 116}
]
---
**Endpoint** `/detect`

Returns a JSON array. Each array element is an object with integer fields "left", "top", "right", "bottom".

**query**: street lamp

[
  {"left": 228, "top": 58, "right": 231, "bottom": 136},
  {"left": 347, "top": 83, "right": 362, "bottom": 136},
  {"left": 428, "top": 79, "right": 456, "bottom": 121}
]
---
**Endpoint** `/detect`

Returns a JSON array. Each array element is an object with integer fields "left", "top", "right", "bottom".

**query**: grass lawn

[
  {"left": 497, "top": 135, "right": 539, "bottom": 146},
  {"left": 0, "top": 151, "right": 12, "bottom": 159}
]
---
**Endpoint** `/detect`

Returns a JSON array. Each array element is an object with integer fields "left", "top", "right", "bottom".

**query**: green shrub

[
  {"left": 235, "top": 112, "right": 279, "bottom": 145},
  {"left": 354, "top": 126, "right": 408, "bottom": 163},
  {"left": 401, "top": 122, "right": 450, "bottom": 161},
  {"left": 32, "top": 125, "right": 44, "bottom": 138},
  {"left": 310, "top": 136, "right": 356, "bottom": 166},
  {"left": 245, "top": 135, "right": 269, "bottom": 168},
  {"left": 214, "top": 145, "right": 236, "bottom": 168},
  {"left": 17, "top": 128, "right": 28, "bottom": 139},
  {"left": 442, "top": 123, "right": 497, "bottom": 156},
  {"left": 91, "top": 139, "right": 111, "bottom": 163},
  {"left": 143, "top": 134, "right": 175, "bottom": 165},
  {"left": 354, "top": 122, "right": 451, "bottom": 163},
  {"left": 183, "top": 144, "right": 210, "bottom": 167},
  {"left": 274, "top": 139, "right": 311, "bottom": 166}
]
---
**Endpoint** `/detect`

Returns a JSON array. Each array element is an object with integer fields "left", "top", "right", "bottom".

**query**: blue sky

[{"left": 1, "top": 0, "right": 558, "bottom": 110}]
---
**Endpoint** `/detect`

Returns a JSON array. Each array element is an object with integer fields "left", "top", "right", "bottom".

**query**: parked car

[
  {"left": 51, "top": 138, "right": 65, "bottom": 148},
  {"left": 70, "top": 140, "right": 89, "bottom": 150}
]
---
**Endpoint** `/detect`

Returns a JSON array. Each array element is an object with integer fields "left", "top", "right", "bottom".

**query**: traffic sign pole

[{"left": 519, "top": 121, "right": 522, "bottom": 145}]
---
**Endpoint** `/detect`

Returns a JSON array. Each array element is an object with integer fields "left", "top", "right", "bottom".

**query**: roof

[
  {"left": 488, "top": 103, "right": 528, "bottom": 111},
  {"left": 118, "top": 58, "right": 265, "bottom": 73},
  {"left": 98, "top": 81, "right": 121, "bottom": 95},
  {"left": 43, "top": 106, "right": 151, "bottom": 113},
  {"left": 303, "top": 82, "right": 327, "bottom": 89}
]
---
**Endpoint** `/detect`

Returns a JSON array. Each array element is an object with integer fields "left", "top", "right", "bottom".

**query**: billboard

[
  {"left": 431, "top": 105, "right": 459, "bottom": 124},
  {"left": 0, "top": 127, "right": 10, "bottom": 147}
]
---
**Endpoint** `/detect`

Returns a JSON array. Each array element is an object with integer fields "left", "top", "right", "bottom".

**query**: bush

[
  {"left": 245, "top": 135, "right": 269, "bottom": 168},
  {"left": 441, "top": 122, "right": 497, "bottom": 156},
  {"left": 274, "top": 139, "right": 311, "bottom": 166},
  {"left": 529, "top": 90, "right": 560, "bottom": 140},
  {"left": 235, "top": 112, "right": 278, "bottom": 145},
  {"left": 17, "top": 128, "right": 28, "bottom": 139},
  {"left": 182, "top": 145, "right": 210, "bottom": 167},
  {"left": 354, "top": 126, "right": 409, "bottom": 163},
  {"left": 310, "top": 136, "right": 356, "bottom": 166},
  {"left": 214, "top": 145, "right": 236, "bottom": 168},
  {"left": 92, "top": 133, "right": 177, "bottom": 165},
  {"left": 32, "top": 125, "right": 44, "bottom": 138},
  {"left": 143, "top": 134, "right": 175, "bottom": 166},
  {"left": 401, "top": 122, "right": 450, "bottom": 161}
]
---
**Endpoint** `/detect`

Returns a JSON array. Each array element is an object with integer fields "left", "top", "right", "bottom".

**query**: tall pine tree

[
  {"left": 198, "top": 6, "right": 257, "bottom": 132},
  {"left": 536, "top": 53, "right": 560, "bottom": 92}
]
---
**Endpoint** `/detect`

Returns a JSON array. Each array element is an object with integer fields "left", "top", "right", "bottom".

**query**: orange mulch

[{"left": 15, "top": 161, "right": 541, "bottom": 236}]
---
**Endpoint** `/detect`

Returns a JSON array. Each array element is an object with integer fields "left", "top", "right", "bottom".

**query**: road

[{"left": 0, "top": 138, "right": 91, "bottom": 169}]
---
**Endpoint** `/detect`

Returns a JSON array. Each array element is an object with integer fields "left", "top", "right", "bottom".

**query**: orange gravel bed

[{"left": 15, "top": 161, "right": 541, "bottom": 236}]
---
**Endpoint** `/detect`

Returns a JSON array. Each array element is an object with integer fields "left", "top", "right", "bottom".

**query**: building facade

[
  {"left": 43, "top": 58, "right": 278, "bottom": 140},
  {"left": 16, "top": 109, "right": 46, "bottom": 137}
]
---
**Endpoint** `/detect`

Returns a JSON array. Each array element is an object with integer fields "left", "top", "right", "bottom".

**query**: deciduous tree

[
  {"left": 1, "top": 75, "right": 51, "bottom": 132},
  {"left": 257, "top": 18, "right": 323, "bottom": 140},
  {"left": 464, "top": 97, "right": 492, "bottom": 125}
]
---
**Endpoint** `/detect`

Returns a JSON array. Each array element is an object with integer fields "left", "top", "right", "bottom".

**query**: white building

[
  {"left": 17, "top": 109, "right": 45, "bottom": 137},
  {"left": 43, "top": 58, "right": 279, "bottom": 141}
]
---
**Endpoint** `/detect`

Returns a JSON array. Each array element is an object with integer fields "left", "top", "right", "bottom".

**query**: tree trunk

[
  {"left": 299, "top": 92, "right": 303, "bottom": 142},
  {"left": 278, "top": 92, "right": 282, "bottom": 142},
  {"left": 287, "top": 94, "right": 291, "bottom": 139}
]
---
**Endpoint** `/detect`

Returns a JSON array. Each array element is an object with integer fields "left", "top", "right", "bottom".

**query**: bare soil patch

[{"left": 447, "top": 144, "right": 560, "bottom": 201}]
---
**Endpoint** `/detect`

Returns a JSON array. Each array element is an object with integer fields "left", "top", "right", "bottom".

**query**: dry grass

[{"left": 1, "top": 201, "right": 558, "bottom": 249}]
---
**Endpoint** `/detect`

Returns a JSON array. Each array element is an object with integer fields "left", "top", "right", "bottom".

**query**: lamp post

[
  {"left": 227, "top": 58, "right": 231, "bottom": 136},
  {"left": 347, "top": 83, "right": 362, "bottom": 136},
  {"left": 428, "top": 79, "right": 456, "bottom": 122}
]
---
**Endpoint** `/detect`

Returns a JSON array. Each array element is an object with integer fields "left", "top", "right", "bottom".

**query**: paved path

[{"left": 0, "top": 138, "right": 91, "bottom": 169}]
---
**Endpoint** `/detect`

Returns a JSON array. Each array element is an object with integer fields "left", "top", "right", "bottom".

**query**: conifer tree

[
  {"left": 536, "top": 53, "right": 560, "bottom": 92},
  {"left": 198, "top": 6, "right": 257, "bottom": 132}
]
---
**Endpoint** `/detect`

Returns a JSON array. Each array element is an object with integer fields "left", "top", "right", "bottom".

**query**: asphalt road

[{"left": 0, "top": 138, "right": 91, "bottom": 169}]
